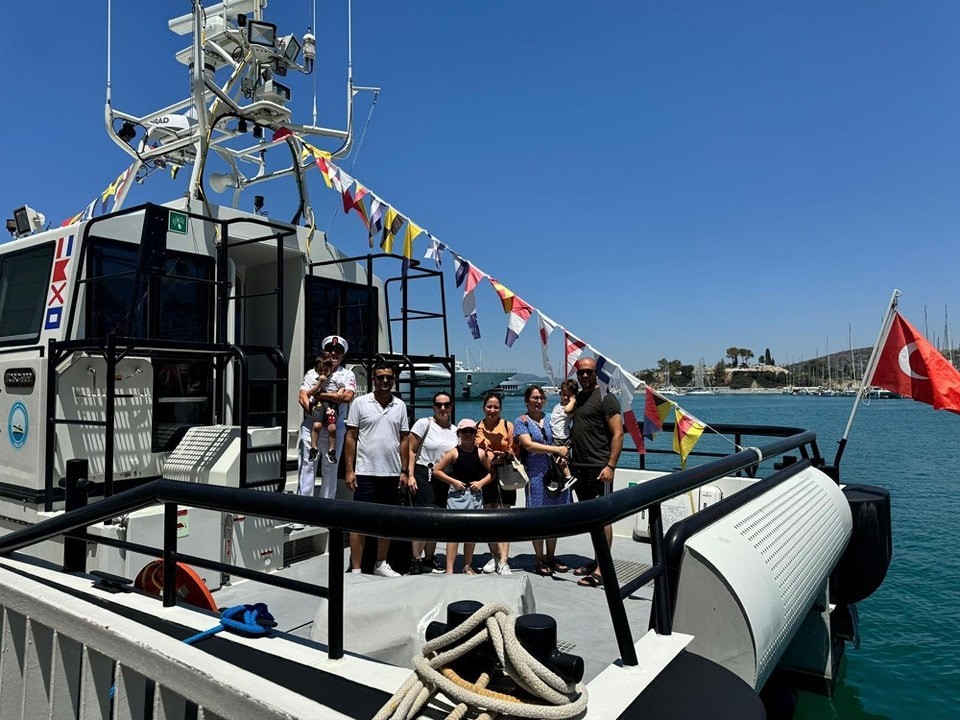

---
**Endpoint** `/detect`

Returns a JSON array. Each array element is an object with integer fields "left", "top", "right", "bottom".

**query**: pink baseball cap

[{"left": 456, "top": 418, "right": 477, "bottom": 432}]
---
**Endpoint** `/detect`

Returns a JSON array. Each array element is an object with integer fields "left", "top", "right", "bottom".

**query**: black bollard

[{"left": 514, "top": 613, "right": 584, "bottom": 684}]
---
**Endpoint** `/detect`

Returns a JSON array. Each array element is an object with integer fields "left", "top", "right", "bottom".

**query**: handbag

[
  {"left": 499, "top": 457, "right": 529, "bottom": 491},
  {"left": 447, "top": 488, "right": 483, "bottom": 510},
  {"left": 544, "top": 456, "right": 563, "bottom": 487}
]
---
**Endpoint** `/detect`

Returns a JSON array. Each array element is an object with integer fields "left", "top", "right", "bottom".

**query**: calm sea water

[{"left": 441, "top": 392, "right": 958, "bottom": 719}]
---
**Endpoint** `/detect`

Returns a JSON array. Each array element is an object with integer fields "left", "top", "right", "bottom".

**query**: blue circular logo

[{"left": 8, "top": 401, "right": 28, "bottom": 450}]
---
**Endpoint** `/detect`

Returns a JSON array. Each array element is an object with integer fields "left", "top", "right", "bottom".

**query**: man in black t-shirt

[{"left": 569, "top": 356, "right": 623, "bottom": 587}]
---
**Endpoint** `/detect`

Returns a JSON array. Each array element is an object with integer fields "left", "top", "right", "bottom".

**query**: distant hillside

[{"left": 784, "top": 347, "right": 875, "bottom": 385}]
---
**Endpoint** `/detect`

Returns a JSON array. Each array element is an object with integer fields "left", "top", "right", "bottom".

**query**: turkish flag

[{"left": 871, "top": 312, "right": 960, "bottom": 414}]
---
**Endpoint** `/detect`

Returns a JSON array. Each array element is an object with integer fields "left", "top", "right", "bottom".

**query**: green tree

[
  {"left": 657, "top": 358, "right": 669, "bottom": 383},
  {"left": 739, "top": 348, "right": 754, "bottom": 366},
  {"left": 762, "top": 348, "right": 775, "bottom": 365},
  {"left": 725, "top": 347, "right": 740, "bottom": 367},
  {"left": 634, "top": 369, "right": 656, "bottom": 384},
  {"left": 713, "top": 360, "right": 727, "bottom": 385}
]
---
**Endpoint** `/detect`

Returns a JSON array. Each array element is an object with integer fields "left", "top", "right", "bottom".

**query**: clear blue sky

[{"left": 4, "top": 1, "right": 960, "bottom": 375}]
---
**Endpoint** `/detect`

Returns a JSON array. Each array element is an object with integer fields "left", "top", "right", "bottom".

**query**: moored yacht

[{"left": 0, "top": 2, "right": 893, "bottom": 718}]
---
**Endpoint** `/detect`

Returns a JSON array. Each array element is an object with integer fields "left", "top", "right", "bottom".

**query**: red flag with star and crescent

[{"left": 870, "top": 311, "right": 960, "bottom": 414}]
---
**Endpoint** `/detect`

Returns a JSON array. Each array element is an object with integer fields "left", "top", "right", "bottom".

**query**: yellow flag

[
  {"left": 381, "top": 207, "right": 400, "bottom": 253},
  {"left": 403, "top": 219, "right": 423, "bottom": 262},
  {"left": 672, "top": 407, "right": 705, "bottom": 469}
]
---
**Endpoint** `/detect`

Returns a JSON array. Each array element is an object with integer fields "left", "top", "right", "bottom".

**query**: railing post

[
  {"left": 104, "top": 333, "right": 117, "bottom": 497},
  {"left": 328, "top": 528, "right": 344, "bottom": 659},
  {"left": 591, "top": 527, "right": 638, "bottom": 666},
  {"left": 647, "top": 504, "right": 674, "bottom": 635},
  {"left": 63, "top": 459, "right": 90, "bottom": 573},
  {"left": 162, "top": 503, "right": 178, "bottom": 607}
]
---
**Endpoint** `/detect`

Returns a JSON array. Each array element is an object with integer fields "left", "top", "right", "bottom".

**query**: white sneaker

[
  {"left": 482, "top": 558, "right": 497, "bottom": 574},
  {"left": 374, "top": 561, "right": 400, "bottom": 578},
  {"left": 496, "top": 562, "right": 512, "bottom": 575}
]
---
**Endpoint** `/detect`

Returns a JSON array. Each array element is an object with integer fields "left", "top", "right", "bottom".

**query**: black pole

[
  {"left": 328, "top": 528, "right": 344, "bottom": 659},
  {"left": 62, "top": 459, "right": 90, "bottom": 573},
  {"left": 162, "top": 503, "right": 178, "bottom": 607},
  {"left": 104, "top": 333, "right": 117, "bottom": 498},
  {"left": 592, "top": 526, "right": 638, "bottom": 666},
  {"left": 648, "top": 505, "right": 673, "bottom": 635}
]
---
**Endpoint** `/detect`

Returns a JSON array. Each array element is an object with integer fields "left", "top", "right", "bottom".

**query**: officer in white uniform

[{"left": 297, "top": 335, "right": 357, "bottom": 500}]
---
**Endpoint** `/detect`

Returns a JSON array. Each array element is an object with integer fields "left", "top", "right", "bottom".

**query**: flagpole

[{"left": 834, "top": 288, "right": 901, "bottom": 468}]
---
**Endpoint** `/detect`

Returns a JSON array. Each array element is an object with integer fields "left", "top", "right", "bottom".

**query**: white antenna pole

[
  {"left": 105, "top": 0, "right": 112, "bottom": 106},
  {"left": 347, "top": 0, "right": 354, "bottom": 134},
  {"left": 834, "top": 289, "right": 901, "bottom": 466},
  {"left": 312, "top": 0, "right": 318, "bottom": 126}
]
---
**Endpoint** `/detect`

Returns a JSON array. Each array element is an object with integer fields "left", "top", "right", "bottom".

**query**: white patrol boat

[{"left": 0, "top": 2, "right": 891, "bottom": 719}]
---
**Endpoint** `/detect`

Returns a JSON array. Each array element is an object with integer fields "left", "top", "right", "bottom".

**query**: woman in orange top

[{"left": 476, "top": 392, "right": 515, "bottom": 574}]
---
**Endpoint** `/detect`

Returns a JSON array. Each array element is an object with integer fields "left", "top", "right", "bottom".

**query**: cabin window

[
  {"left": 86, "top": 239, "right": 215, "bottom": 451},
  {"left": 0, "top": 243, "right": 55, "bottom": 345},
  {"left": 86, "top": 240, "right": 214, "bottom": 341},
  {"left": 305, "top": 276, "right": 377, "bottom": 364}
]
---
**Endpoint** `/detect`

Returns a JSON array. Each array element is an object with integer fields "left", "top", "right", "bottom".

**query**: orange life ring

[{"left": 134, "top": 560, "right": 218, "bottom": 613}]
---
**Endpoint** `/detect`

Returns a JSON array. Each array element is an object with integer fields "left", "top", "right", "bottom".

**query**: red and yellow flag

[{"left": 672, "top": 407, "right": 705, "bottom": 468}]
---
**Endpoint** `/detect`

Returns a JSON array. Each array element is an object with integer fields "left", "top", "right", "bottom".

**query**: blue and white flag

[{"left": 424, "top": 233, "right": 445, "bottom": 267}]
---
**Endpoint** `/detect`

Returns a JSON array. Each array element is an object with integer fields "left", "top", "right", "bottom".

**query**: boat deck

[{"left": 216, "top": 529, "right": 657, "bottom": 684}]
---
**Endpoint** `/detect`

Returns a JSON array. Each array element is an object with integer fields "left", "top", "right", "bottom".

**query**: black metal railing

[{"left": 1, "top": 424, "right": 819, "bottom": 666}]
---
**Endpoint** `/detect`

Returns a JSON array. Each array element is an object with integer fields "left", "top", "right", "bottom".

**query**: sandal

[
  {"left": 536, "top": 560, "right": 554, "bottom": 576},
  {"left": 573, "top": 560, "right": 598, "bottom": 577},
  {"left": 577, "top": 572, "right": 603, "bottom": 588},
  {"left": 463, "top": 566, "right": 477, "bottom": 575},
  {"left": 551, "top": 559, "right": 570, "bottom": 573}
]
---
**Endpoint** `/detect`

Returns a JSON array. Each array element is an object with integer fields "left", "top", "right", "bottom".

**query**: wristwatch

[{"left": 400, "top": 469, "right": 409, "bottom": 475}]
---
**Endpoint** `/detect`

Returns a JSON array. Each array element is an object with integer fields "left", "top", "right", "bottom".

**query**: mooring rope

[{"left": 374, "top": 603, "right": 587, "bottom": 720}]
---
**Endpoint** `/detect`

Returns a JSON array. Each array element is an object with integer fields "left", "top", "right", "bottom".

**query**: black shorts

[
  {"left": 354, "top": 475, "right": 399, "bottom": 505},
  {"left": 410, "top": 465, "right": 437, "bottom": 508},
  {"left": 311, "top": 401, "right": 338, "bottom": 423},
  {"left": 432, "top": 477, "right": 450, "bottom": 509},
  {"left": 571, "top": 465, "right": 611, "bottom": 502}
]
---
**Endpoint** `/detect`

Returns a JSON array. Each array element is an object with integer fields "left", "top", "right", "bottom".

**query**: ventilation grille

[
  {"left": 732, "top": 473, "right": 847, "bottom": 672},
  {"left": 163, "top": 426, "right": 235, "bottom": 482},
  {"left": 284, "top": 535, "right": 325, "bottom": 566}
]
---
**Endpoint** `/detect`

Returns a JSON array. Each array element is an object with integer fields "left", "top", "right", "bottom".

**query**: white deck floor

[{"left": 215, "top": 529, "right": 657, "bottom": 684}]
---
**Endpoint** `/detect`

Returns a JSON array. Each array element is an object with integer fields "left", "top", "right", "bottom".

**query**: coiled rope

[
  {"left": 375, "top": 603, "right": 588, "bottom": 720},
  {"left": 182, "top": 603, "right": 276, "bottom": 645}
]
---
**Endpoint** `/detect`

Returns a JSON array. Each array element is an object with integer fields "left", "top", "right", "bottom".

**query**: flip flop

[
  {"left": 463, "top": 566, "right": 477, "bottom": 575},
  {"left": 577, "top": 572, "right": 603, "bottom": 588},
  {"left": 536, "top": 561, "right": 554, "bottom": 576},
  {"left": 573, "top": 561, "right": 598, "bottom": 577},
  {"left": 552, "top": 559, "right": 570, "bottom": 573}
]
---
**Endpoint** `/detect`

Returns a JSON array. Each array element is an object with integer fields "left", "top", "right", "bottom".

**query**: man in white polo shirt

[
  {"left": 344, "top": 360, "right": 411, "bottom": 577},
  {"left": 298, "top": 336, "right": 357, "bottom": 501}
]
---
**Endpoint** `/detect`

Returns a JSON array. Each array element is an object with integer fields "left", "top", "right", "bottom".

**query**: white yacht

[
  {"left": 399, "top": 360, "right": 514, "bottom": 398},
  {"left": 0, "top": 3, "right": 892, "bottom": 718}
]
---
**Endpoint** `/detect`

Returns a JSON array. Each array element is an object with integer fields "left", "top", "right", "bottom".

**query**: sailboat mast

[
  {"left": 848, "top": 323, "right": 855, "bottom": 388},
  {"left": 946, "top": 306, "right": 955, "bottom": 369}
]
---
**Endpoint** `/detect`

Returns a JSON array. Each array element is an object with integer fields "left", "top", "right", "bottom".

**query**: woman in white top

[{"left": 406, "top": 392, "right": 459, "bottom": 574}]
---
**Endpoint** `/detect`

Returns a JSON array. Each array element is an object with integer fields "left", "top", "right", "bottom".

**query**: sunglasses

[
  {"left": 434, "top": 402, "right": 451, "bottom": 409},
  {"left": 576, "top": 369, "right": 596, "bottom": 376},
  {"left": 458, "top": 428, "right": 477, "bottom": 434},
  {"left": 375, "top": 375, "right": 394, "bottom": 382}
]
